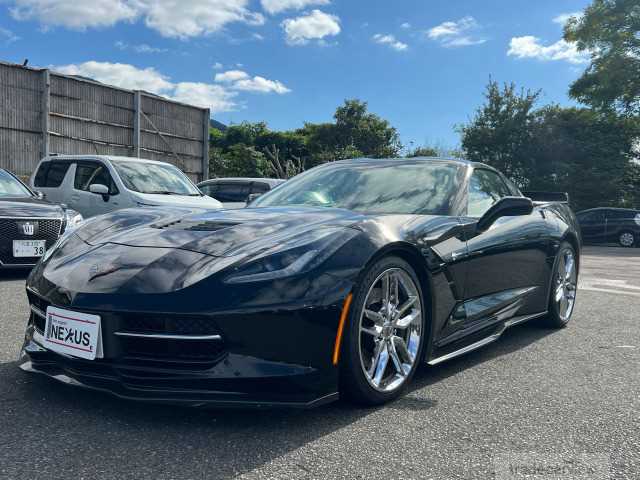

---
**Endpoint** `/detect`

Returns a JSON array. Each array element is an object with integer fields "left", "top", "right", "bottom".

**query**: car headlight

[
  {"left": 64, "top": 209, "right": 84, "bottom": 232},
  {"left": 224, "top": 227, "right": 359, "bottom": 284}
]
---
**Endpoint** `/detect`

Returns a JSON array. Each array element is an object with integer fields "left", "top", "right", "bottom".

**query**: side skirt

[{"left": 426, "top": 311, "right": 547, "bottom": 366}]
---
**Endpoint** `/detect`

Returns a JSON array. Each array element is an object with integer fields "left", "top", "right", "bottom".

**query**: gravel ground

[{"left": 0, "top": 246, "right": 638, "bottom": 479}]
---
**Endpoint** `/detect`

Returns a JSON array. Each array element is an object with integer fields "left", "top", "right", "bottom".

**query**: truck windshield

[
  {"left": 111, "top": 161, "right": 201, "bottom": 196},
  {"left": 0, "top": 170, "right": 32, "bottom": 197}
]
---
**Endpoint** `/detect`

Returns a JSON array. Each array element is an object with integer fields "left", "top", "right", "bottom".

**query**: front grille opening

[
  {"left": 120, "top": 337, "right": 225, "bottom": 364},
  {"left": 120, "top": 314, "right": 219, "bottom": 336},
  {"left": 0, "top": 218, "right": 62, "bottom": 265}
]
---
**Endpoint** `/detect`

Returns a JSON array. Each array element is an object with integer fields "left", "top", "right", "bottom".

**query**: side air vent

[
  {"left": 151, "top": 219, "right": 183, "bottom": 229},
  {"left": 151, "top": 220, "right": 238, "bottom": 232},
  {"left": 184, "top": 221, "right": 239, "bottom": 232}
]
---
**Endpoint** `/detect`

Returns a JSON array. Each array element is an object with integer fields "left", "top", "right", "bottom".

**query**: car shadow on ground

[
  {"left": 0, "top": 321, "right": 556, "bottom": 479},
  {"left": 0, "top": 270, "right": 30, "bottom": 281}
]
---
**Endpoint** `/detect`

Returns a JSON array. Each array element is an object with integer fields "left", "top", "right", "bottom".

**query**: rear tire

[
  {"left": 540, "top": 242, "right": 578, "bottom": 329},
  {"left": 340, "top": 256, "right": 427, "bottom": 406},
  {"left": 618, "top": 231, "right": 636, "bottom": 248}
]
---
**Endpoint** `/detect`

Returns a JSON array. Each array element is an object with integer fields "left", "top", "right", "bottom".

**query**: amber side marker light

[{"left": 332, "top": 293, "right": 353, "bottom": 365}]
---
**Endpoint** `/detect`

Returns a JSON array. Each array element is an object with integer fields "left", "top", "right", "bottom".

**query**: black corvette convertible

[{"left": 20, "top": 158, "right": 581, "bottom": 407}]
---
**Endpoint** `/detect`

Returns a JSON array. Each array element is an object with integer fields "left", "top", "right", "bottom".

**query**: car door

[
  {"left": 32, "top": 160, "right": 73, "bottom": 203},
  {"left": 69, "top": 161, "right": 120, "bottom": 217},
  {"left": 578, "top": 210, "right": 606, "bottom": 244},
  {"left": 457, "top": 168, "right": 551, "bottom": 324}
]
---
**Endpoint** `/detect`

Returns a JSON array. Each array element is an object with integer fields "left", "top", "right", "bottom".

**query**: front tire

[
  {"left": 541, "top": 242, "right": 578, "bottom": 328},
  {"left": 340, "top": 256, "right": 427, "bottom": 405},
  {"left": 618, "top": 231, "right": 636, "bottom": 248}
]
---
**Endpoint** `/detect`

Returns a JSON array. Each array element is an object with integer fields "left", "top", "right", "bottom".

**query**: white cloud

[
  {"left": 553, "top": 12, "right": 583, "bottom": 26},
  {"left": 400, "top": 22, "right": 411, "bottom": 29},
  {"left": 52, "top": 61, "right": 238, "bottom": 113},
  {"left": 372, "top": 33, "right": 408, "bottom": 51},
  {"left": 172, "top": 82, "right": 237, "bottom": 112},
  {"left": 213, "top": 62, "right": 224, "bottom": 69},
  {"left": 115, "top": 41, "right": 167, "bottom": 53},
  {"left": 55, "top": 61, "right": 174, "bottom": 93},
  {"left": 281, "top": 9, "right": 340, "bottom": 45},
  {"left": 215, "top": 69, "right": 250, "bottom": 82},
  {"left": 427, "top": 16, "right": 486, "bottom": 47},
  {"left": 0, "top": 27, "right": 20, "bottom": 44},
  {"left": 140, "top": 0, "right": 265, "bottom": 39},
  {"left": 215, "top": 69, "right": 290, "bottom": 93},
  {"left": 260, "top": 0, "right": 329, "bottom": 15},
  {"left": 8, "top": 0, "right": 265, "bottom": 38},
  {"left": 9, "top": 0, "right": 139, "bottom": 30},
  {"left": 508, "top": 36, "right": 588, "bottom": 64}
]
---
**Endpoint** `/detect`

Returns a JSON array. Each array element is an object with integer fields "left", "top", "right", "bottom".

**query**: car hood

[
  {"left": 75, "top": 206, "right": 368, "bottom": 257},
  {"left": 132, "top": 192, "right": 222, "bottom": 209},
  {"left": 0, "top": 196, "right": 64, "bottom": 218}
]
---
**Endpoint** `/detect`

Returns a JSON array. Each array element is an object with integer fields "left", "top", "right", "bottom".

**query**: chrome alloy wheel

[
  {"left": 358, "top": 268, "right": 423, "bottom": 393},
  {"left": 619, "top": 232, "right": 635, "bottom": 247},
  {"left": 555, "top": 249, "right": 577, "bottom": 321}
]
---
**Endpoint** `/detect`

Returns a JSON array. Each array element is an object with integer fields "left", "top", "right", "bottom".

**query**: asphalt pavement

[{"left": 0, "top": 246, "right": 638, "bottom": 479}]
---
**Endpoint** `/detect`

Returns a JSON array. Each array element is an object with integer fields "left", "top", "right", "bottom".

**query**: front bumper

[
  {"left": 19, "top": 290, "right": 346, "bottom": 408},
  {"left": 19, "top": 338, "right": 338, "bottom": 408}
]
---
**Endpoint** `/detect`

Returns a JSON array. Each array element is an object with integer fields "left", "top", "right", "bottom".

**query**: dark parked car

[
  {"left": 20, "top": 158, "right": 580, "bottom": 407},
  {"left": 577, "top": 207, "right": 640, "bottom": 247},
  {"left": 0, "top": 168, "right": 83, "bottom": 269},
  {"left": 197, "top": 177, "right": 285, "bottom": 209}
]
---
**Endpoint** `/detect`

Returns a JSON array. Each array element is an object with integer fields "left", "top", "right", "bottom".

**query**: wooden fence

[{"left": 0, "top": 61, "right": 210, "bottom": 182}]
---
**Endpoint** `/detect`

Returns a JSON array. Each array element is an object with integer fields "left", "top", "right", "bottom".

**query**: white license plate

[
  {"left": 43, "top": 307, "right": 102, "bottom": 360},
  {"left": 13, "top": 240, "right": 46, "bottom": 258}
]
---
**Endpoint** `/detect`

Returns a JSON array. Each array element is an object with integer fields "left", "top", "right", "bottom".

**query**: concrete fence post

[
  {"left": 41, "top": 69, "right": 50, "bottom": 158},
  {"left": 133, "top": 90, "right": 141, "bottom": 158},
  {"left": 202, "top": 108, "right": 210, "bottom": 181}
]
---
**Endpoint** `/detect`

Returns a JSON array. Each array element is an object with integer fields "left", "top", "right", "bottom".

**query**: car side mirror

[
  {"left": 477, "top": 196, "right": 534, "bottom": 231},
  {"left": 89, "top": 183, "right": 110, "bottom": 202},
  {"left": 246, "top": 192, "right": 263, "bottom": 206}
]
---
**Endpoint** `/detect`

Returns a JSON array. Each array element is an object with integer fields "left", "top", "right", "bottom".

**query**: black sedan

[
  {"left": 0, "top": 168, "right": 83, "bottom": 269},
  {"left": 19, "top": 158, "right": 581, "bottom": 407},
  {"left": 577, "top": 207, "right": 640, "bottom": 248}
]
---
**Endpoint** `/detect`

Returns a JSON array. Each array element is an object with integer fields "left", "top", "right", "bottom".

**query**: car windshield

[
  {"left": 0, "top": 170, "right": 32, "bottom": 198},
  {"left": 252, "top": 161, "right": 462, "bottom": 215},
  {"left": 111, "top": 160, "right": 201, "bottom": 196}
]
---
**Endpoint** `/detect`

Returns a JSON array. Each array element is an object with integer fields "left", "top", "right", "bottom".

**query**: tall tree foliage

[
  {"left": 210, "top": 99, "right": 402, "bottom": 178},
  {"left": 461, "top": 80, "right": 640, "bottom": 211},
  {"left": 459, "top": 80, "right": 541, "bottom": 186},
  {"left": 564, "top": 0, "right": 640, "bottom": 115}
]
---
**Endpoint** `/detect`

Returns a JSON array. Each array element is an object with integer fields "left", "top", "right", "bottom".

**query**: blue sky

[{"left": 0, "top": 0, "right": 592, "bottom": 150}]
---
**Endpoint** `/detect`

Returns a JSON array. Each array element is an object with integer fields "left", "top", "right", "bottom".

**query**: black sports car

[
  {"left": 19, "top": 158, "right": 581, "bottom": 407},
  {"left": 0, "top": 168, "right": 83, "bottom": 269}
]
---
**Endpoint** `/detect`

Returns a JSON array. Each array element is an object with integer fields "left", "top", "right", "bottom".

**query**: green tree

[
  {"left": 459, "top": 80, "right": 541, "bottom": 186},
  {"left": 527, "top": 107, "right": 637, "bottom": 210},
  {"left": 564, "top": 0, "right": 640, "bottom": 115},
  {"left": 210, "top": 143, "right": 267, "bottom": 178},
  {"left": 209, "top": 100, "right": 402, "bottom": 178},
  {"left": 406, "top": 146, "right": 439, "bottom": 158},
  {"left": 333, "top": 99, "right": 402, "bottom": 158}
]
